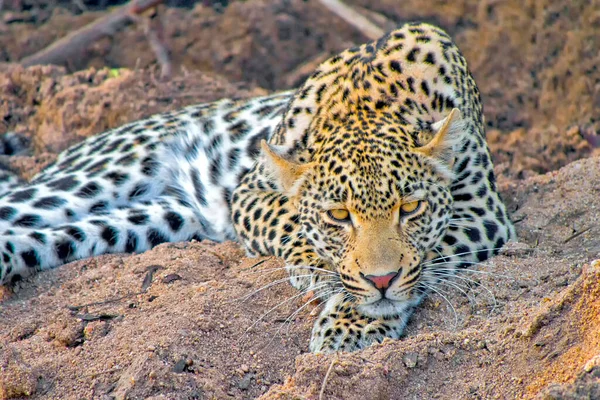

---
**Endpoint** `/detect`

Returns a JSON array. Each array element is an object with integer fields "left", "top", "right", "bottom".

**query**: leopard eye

[
  {"left": 400, "top": 200, "right": 423, "bottom": 218},
  {"left": 327, "top": 209, "right": 351, "bottom": 223}
]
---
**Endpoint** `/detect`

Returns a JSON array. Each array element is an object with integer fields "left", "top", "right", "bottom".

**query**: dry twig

[
  {"left": 319, "top": 356, "right": 338, "bottom": 400},
  {"left": 140, "top": 13, "right": 172, "bottom": 79},
  {"left": 20, "top": 0, "right": 166, "bottom": 68},
  {"left": 318, "top": 0, "right": 385, "bottom": 40}
]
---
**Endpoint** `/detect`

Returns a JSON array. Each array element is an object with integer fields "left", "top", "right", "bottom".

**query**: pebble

[
  {"left": 402, "top": 352, "right": 419, "bottom": 368},
  {"left": 241, "top": 364, "right": 249, "bottom": 373},
  {"left": 237, "top": 373, "right": 254, "bottom": 390}
]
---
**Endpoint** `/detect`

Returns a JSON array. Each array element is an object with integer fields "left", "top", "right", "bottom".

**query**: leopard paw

[{"left": 309, "top": 293, "right": 412, "bottom": 353}]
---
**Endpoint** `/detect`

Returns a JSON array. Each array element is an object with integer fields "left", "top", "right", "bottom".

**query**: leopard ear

[
  {"left": 416, "top": 108, "right": 465, "bottom": 166},
  {"left": 260, "top": 140, "right": 312, "bottom": 193}
]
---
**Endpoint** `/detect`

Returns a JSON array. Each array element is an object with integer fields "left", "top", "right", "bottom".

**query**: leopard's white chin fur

[{"left": 357, "top": 297, "right": 420, "bottom": 319}]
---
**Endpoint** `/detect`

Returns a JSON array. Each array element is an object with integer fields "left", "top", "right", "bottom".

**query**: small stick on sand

[{"left": 319, "top": 356, "right": 338, "bottom": 400}]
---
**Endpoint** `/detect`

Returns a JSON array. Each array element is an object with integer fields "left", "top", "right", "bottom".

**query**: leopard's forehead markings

[{"left": 309, "top": 137, "right": 429, "bottom": 217}]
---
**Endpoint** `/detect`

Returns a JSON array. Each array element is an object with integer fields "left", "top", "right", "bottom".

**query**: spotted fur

[{"left": 0, "top": 23, "right": 514, "bottom": 353}]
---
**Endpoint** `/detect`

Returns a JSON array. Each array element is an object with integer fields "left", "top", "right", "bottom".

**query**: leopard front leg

[{"left": 309, "top": 293, "right": 414, "bottom": 353}]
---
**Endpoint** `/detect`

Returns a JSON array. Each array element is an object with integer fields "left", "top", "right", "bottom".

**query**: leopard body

[{"left": 0, "top": 23, "right": 514, "bottom": 352}]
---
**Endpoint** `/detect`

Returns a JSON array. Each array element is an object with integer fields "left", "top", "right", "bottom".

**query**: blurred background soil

[{"left": 0, "top": 0, "right": 599, "bottom": 399}]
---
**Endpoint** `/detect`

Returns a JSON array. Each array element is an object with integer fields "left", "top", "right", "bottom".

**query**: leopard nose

[{"left": 363, "top": 272, "right": 399, "bottom": 290}]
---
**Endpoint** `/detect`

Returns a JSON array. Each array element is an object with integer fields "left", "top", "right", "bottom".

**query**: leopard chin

[{"left": 357, "top": 297, "right": 421, "bottom": 319}]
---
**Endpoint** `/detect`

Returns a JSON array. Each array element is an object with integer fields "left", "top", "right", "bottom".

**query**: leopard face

[{"left": 289, "top": 133, "right": 461, "bottom": 318}]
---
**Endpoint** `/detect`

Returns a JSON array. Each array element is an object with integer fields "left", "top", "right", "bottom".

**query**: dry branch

[
  {"left": 20, "top": 0, "right": 164, "bottom": 67},
  {"left": 140, "top": 12, "right": 172, "bottom": 79},
  {"left": 318, "top": 0, "right": 385, "bottom": 40}
]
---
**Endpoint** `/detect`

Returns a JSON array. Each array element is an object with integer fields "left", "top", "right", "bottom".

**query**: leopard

[{"left": 0, "top": 22, "right": 515, "bottom": 353}]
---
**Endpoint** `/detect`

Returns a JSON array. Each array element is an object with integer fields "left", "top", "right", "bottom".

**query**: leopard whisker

[
  {"left": 235, "top": 274, "right": 325, "bottom": 302},
  {"left": 422, "top": 274, "right": 478, "bottom": 308},
  {"left": 424, "top": 262, "right": 514, "bottom": 279},
  {"left": 240, "top": 288, "right": 316, "bottom": 343},
  {"left": 424, "top": 270, "right": 500, "bottom": 310},
  {"left": 418, "top": 282, "right": 459, "bottom": 329},
  {"left": 262, "top": 287, "right": 338, "bottom": 349},
  {"left": 426, "top": 246, "right": 508, "bottom": 263},
  {"left": 425, "top": 272, "right": 496, "bottom": 310}
]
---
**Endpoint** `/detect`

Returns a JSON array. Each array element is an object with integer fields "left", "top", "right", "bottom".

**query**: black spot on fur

[
  {"left": 103, "top": 138, "right": 126, "bottom": 153},
  {"left": 407, "top": 47, "right": 420, "bottom": 62},
  {"left": 101, "top": 225, "right": 119, "bottom": 247},
  {"left": 147, "top": 228, "right": 168, "bottom": 247},
  {"left": 89, "top": 201, "right": 109, "bottom": 214},
  {"left": 104, "top": 171, "right": 129, "bottom": 186},
  {"left": 453, "top": 193, "right": 473, "bottom": 202},
  {"left": 116, "top": 153, "right": 137, "bottom": 166},
  {"left": 129, "top": 183, "right": 150, "bottom": 201},
  {"left": 464, "top": 227, "right": 481, "bottom": 242},
  {"left": 13, "top": 214, "right": 40, "bottom": 227},
  {"left": 190, "top": 169, "right": 207, "bottom": 207},
  {"left": 47, "top": 175, "right": 80, "bottom": 191},
  {"left": 229, "top": 121, "right": 251, "bottom": 141},
  {"left": 128, "top": 213, "right": 148, "bottom": 225},
  {"left": 424, "top": 52, "right": 436, "bottom": 64},
  {"left": 21, "top": 250, "right": 40, "bottom": 268},
  {"left": 247, "top": 128, "right": 270, "bottom": 158},
  {"left": 29, "top": 232, "right": 46, "bottom": 244},
  {"left": 125, "top": 231, "right": 138, "bottom": 253},
  {"left": 75, "top": 182, "right": 102, "bottom": 198},
  {"left": 389, "top": 60, "right": 402, "bottom": 73},
  {"left": 84, "top": 157, "right": 111, "bottom": 175},
  {"left": 32, "top": 196, "right": 67, "bottom": 209},
  {"left": 141, "top": 156, "right": 160, "bottom": 176},
  {"left": 0, "top": 206, "right": 17, "bottom": 220},
  {"left": 64, "top": 226, "right": 86, "bottom": 242},
  {"left": 484, "top": 220, "right": 498, "bottom": 241},
  {"left": 164, "top": 211, "right": 183, "bottom": 232},
  {"left": 476, "top": 248, "right": 489, "bottom": 262},
  {"left": 9, "top": 188, "right": 37, "bottom": 203},
  {"left": 454, "top": 244, "right": 470, "bottom": 258},
  {"left": 55, "top": 240, "right": 75, "bottom": 261},
  {"left": 469, "top": 207, "right": 486, "bottom": 217}
]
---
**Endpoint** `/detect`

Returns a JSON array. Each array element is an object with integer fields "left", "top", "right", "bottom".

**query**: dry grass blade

[{"left": 319, "top": 356, "right": 338, "bottom": 400}]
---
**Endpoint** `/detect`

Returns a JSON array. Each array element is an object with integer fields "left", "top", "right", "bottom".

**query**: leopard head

[{"left": 262, "top": 108, "right": 466, "bottom": 317}]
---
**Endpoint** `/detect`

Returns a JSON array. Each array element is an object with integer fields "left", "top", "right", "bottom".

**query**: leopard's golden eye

[
  {"left": 400, "top": 200, "right": 422, "bottom": 217},
  {"left": 327, "top": 209, "right": 351, "bottom": 223}
]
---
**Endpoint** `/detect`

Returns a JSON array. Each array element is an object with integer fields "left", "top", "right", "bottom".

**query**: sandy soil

[
  {"left": 1, "top": 157, "right": 599, "bottom": 399},
  {"left": 0, "top": 0, "right": 599, "bottom": 399}
]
